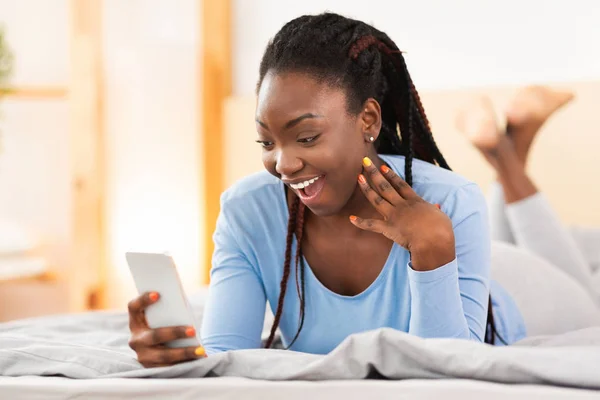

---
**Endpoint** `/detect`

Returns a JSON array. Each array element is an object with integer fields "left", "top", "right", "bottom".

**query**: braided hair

[{"left": 257, "top": 12, "right": 501, "bottom": 349}]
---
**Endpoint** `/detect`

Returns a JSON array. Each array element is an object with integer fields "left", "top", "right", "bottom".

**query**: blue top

[{"left": 201, "top": 154, "right": 526, "bottom": 354}]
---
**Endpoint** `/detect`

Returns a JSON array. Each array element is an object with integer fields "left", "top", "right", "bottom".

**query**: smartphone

[{"left": 125, "top": 251, "right": 201, "bottom": 348}]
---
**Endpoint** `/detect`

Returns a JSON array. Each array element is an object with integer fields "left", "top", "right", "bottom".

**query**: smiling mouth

[
  {"left": 289, "top": 176, "right": 320, "bottom": 190},
  {"left": 289, "top": 175, "right": 326, "bottom": 203}
]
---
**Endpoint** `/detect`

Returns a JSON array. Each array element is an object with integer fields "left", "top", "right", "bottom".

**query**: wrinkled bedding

[{"left": 1, "top": 309, "right": 599, "bottom": 390}]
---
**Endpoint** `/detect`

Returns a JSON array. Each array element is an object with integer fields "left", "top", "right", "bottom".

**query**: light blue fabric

[{"left": 201, "top": 154, "right": 526, "bottom": 354}]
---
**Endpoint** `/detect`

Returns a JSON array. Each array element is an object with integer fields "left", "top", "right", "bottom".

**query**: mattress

[{"left": 1, "top": 376, "right": 599, "bottom": 400}]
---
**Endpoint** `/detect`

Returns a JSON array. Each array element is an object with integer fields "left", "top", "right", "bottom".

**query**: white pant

[{"left": 488, "top": 183, "right": 600, "bottom": 336}]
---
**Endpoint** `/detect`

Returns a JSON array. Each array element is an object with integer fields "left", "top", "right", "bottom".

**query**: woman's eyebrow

[{"left": 255, "top": 113, "right": 323, "bottom": 130}]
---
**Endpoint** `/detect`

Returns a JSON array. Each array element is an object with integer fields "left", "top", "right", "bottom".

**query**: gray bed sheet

[{"left": 0, "top": 308, "right": 599, "bottom": 392}]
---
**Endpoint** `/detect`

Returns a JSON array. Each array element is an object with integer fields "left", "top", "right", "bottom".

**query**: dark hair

[{"left": 257, "top": 12, "right": 501, "bottom": 349}]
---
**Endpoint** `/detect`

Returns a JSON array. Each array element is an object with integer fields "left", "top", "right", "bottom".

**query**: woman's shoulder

[
  {"left": 218, "top": 171, "right": 287, "bottom": 231},
  {"left": 215, "top": 171, "right": 287, "bottom": 263},
  {"left": 380, "top": 154, "right": 473, "bottom": 189},
  {"left": 220, "top": 170, "right": 281, "bottom": 205},
  {"left": 380, "top": 154, "right": 487, "bottom": 220}
]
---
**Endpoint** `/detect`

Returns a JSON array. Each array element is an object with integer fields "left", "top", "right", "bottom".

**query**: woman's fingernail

[
  {"left": 358, "top": 174, "right": 366, "bottom": 184},
  {"left": 195, "top": 346, "right": 206, "bottom": 357},
  {"left": 362, "top": 157, "right": 372, "bottom": 167},
  {"left": 349, "top": 215, "right": 357, "bottom": 222},
  {"left": 149, "top": 292, "right": 159, "bottom": 302},
  {"left": 380, "top": 165, "right": 390, "bottom": 173},
  {"left": 435, "top": 204, "right": 441, "bottom": 209},
  {"left": 186, "top": 327, "right": 196, "bottom": 337}
]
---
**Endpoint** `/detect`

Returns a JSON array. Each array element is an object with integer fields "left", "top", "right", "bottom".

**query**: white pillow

[{"left": 491, "top": 241, "right": 600, "bottom": 337}]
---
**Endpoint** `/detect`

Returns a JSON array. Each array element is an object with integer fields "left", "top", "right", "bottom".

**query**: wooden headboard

[{"left": 223, "top": 81, "right": 600, "bottom": 227}]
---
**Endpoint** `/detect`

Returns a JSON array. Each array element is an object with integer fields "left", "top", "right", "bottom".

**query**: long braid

[
  {"left": 264, "top": 196, "right": 299, "bottom": 348},
  {"left": 405, "top": 97, "right": 415, "bottom": 186},
  {"left": 397, "top": 56, "right": 451, "bottom": 170},
  {"left": 286, "top": 201, "right": 307, "bottom": 348},
  {"left": 264, "top": 197, "right": 307, "bottom": 349},
  {"left": 293, "top": 202, "right": 306, "bottom": 309}
]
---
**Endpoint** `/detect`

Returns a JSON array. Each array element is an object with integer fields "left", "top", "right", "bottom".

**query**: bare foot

[
  {"left": 455, "top": 96, "right": 503, "bottom": 153},
  {"left": 505, "top": 85, "right": 574, "bottom": 164}
]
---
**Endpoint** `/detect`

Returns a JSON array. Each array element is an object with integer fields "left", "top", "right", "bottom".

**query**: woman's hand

[
  {"left": 128, "top": 292, "right": 206, "bottom": 368},
  {"left": 350, "top": 157, "right": 456, "bottom": 271}
]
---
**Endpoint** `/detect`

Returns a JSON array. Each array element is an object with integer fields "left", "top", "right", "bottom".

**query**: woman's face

[{"left": 255, "top": 71, "right": 380, "bottom": 216}]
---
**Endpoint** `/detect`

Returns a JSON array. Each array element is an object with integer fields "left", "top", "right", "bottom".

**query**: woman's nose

[{"left": 275, "top": 148, "right": 303, "bottom": 177}]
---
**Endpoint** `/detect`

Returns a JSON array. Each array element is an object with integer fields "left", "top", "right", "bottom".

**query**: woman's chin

[
  {"left": 293, "top": 179, "right": 355, "bottom": 218},
  {"left": 299, "top": 190, "right": 348, "bottom": 218}
]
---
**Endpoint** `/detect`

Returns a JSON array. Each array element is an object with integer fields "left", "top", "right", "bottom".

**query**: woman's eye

[
  {"left": 255, "top": 140, "right": 274, "bottom": 148},
  {"left": 298, "top": 134, "right": 320, "bottom": 144}
]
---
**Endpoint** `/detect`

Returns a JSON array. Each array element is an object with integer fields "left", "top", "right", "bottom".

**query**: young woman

[
  {"left": 127, "top": 12, "right": 526, "bottom": 368},
  {"left": 456, "top": 86, "right": 600, "bottom": 304}
]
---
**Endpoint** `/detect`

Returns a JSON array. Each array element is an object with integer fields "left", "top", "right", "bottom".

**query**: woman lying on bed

[{"left": 127, "top": 12, "right": 527, "bottom": 368}]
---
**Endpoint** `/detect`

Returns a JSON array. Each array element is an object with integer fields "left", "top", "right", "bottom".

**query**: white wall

[
  {"left": 0, "top": 0, "right": 203, "bottom": 311},
  {"left": 233, "top": 0, "right": 600, "bottom": 95},
  {"left": 103, "top": 0, "right": 203, "bottom": 309},
  {"left": 0, "top": 0, "right": 71, "bottom": 270}
]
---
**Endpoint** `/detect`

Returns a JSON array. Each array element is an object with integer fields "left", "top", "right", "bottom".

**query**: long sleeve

[
  {"left": 408, "top": 183, "right": 491, "bottom": 342},
  {"left": 200, "top": 194, "right": 267, "bottom": 354}
]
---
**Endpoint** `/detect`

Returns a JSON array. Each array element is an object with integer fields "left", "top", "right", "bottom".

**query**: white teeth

[{"left": 290, "top": 176, "right": 319, "bottom": 190}]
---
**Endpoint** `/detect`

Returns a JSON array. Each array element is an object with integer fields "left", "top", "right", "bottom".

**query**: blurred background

[{"left": 0, "top": 0, "right": 599, "bottom": 320}]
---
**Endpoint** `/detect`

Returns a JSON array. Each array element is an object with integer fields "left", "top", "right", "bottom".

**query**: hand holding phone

[{"left": 126, "top": 252, "right": 206, "bottom": 367}]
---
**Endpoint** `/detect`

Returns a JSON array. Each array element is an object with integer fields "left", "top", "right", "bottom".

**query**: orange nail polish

[
  {"left": 195, "top": 346, "right": 206, "bottom": 357},
  {"left": 362, "top": 157, "right": 372, "bottom": 167},
  {"left": 149, "top": 292, "right": 159, "bottom": 302},
  {"left": 349, "top": 215, "right": 357, "bottom": 222},
  {"left": 435, "top": 203, "right": 441, "bottom": 209},
  {"left": 186, "top": 327, "right": 196, "bottom": 337},
  {"left": 358, "top": 174, "right": 366, "bottom": 184},
  {"left": 380, "top": 165, "right": 390, "bottom": 174}
]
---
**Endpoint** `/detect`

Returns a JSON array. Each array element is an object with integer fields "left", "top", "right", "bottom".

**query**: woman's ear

[{"left": 361, "top": 98, "right": 382, "bottom": 143}]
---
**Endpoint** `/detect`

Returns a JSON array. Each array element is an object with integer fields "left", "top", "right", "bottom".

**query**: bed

[{"left": 1, "top": 266, "right": 600, "bottom": 400}]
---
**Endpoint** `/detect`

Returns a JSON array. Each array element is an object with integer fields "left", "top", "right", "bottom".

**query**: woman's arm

[
  {"left": 200, "top": 195, "right": 267, "bottom": 354},
  {"left": 407, "top": 183, "right": 491, "bottom": 341},
  {"left": 350, "top": 159, "right": 492, "bottom": 342}
]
